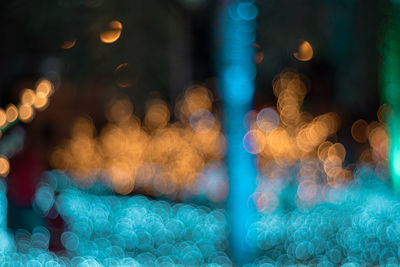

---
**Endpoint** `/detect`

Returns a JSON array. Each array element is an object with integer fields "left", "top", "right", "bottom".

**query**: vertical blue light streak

[
  {"left": 218, "top": 0, "right": 258, "bottom": 264},
  {"left": 382, "top": 1, "right": 400, "bottom": 191},
  {"left": 0, "top": 180, "right": 11, "bottom": 252}
]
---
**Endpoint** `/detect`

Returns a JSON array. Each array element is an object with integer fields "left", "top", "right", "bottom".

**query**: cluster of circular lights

[
  {"left": 10, "top": 170, "right": 232, "bottom": 266},
  {"left": 0, "top": 79, "right": 54, "bottom": 177},
  {"left": 248, "top": 165, "right": 399, "bottom": 266},
  {"left": 50, "top": 85, "right": 228, "bottom": 200},
  {"left": 3, "top": 166, "right": 398, "bottom": 266}
]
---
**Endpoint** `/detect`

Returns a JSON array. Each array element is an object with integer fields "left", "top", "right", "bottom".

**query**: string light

[{"left": 0, "top": 78, "right": 55, "bottom": 178}]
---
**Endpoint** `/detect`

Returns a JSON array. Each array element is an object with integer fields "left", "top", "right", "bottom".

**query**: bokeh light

[
  {"left": 293, "top": 40, "right": 313, "bottom": 61},
  {"left": 100, "top": 20, "right": 123, "bottom": 44},
  {"left": 5, "top": 104, "right": 18, "bottom": 123},
  {"left": 0, "top": 156, "right": 9, "bottom": 177},
  {"left": 51, "top": 86, "right": 226, "bottom": 200},
  {"left": 0, "top": 110, "right": 7, "bottom": 128},
  {"left": 18, "top": 104, "right": 34, "bottom": 123},
  {"left": 351, "top": 119, "right": 369, "bottom": 143},
  {"left": 256, "top": 108, "right": 279, "bottom": 133},
  {"left": 61, "top": 39, "right": 76, "bottom": 49}
]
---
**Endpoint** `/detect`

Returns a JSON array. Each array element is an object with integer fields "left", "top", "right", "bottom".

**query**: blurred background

[{"left": 0, "top": 0, "right": 395, "bottom": 264}]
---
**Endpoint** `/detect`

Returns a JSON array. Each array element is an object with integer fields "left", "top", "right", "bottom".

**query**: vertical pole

[
  {"left": 382, "top": 0, "right": 400, "bottom": 190},
  {"left": 218, "top": 0, "right": 258, "bottom": 264}
]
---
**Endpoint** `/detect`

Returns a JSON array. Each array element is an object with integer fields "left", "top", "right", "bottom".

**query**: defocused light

[
  {"left": 144, "top": 99, "right": 170, "bottom": 130},
  {"left": 105, "top": 98, "right": 133, "bottom": 124},
  {"left": 61, "top": 39, "right": 76, "bottom": 49},
  {"left": 36, "top": 79, "right": 54, "bottom": 97},
  {"left": 252, "top": 43, "right": 264, "bottom": 64},
  {"left": 243, "top": 110, "right": 257, "bottom": 131},
  {"left": 114, "top": 63, "right": 132, "bottom": 88},
  {"left": 256, "top": 108, "right": 279, "bottom": 133},
  {"left": 0, "top": 156, "right": 9, "bottom": 177},
  {"left": 293, "top": 40, "right": 313, "bottom": 62},
  {"left": 297, "top": 179, "right": 317, "bottom": 201},
  {"left": 5, "top": 104, "right": 18, "bottom": 123},
  {"left": 21, "top": 89, "right": 36, "bottom": 106},
  {"left": 328, "top": 143, "right": 346, "bottom": 161},
  {"left": 19, "top": 104, "right": 34, "bottom": 123},
  {"left": 100, "top": 20, "right": 123, "bottom": 44},
  {"left": 243, "top": 130, "right": 264, "bottom": 154},
  {"left": 179, "top": 85, "right": 213, "bottom": 119},
  {"left": 190, "top": 109, "right": 215, "bottom": 133},
  {"left": 33, "top": 92, "right": 49, "bottom": 110},
  {"left": 377, "top": 103, "right": 392, "bottom": 123},
  {"left": 351, "top": 119, "right": 369, "bottom": 143},
  {"left": 237, "top": 2, "right": 258, "bottom": 20},
  {"left": 318, "top": 141, "right": 332, "bottom": 161},
  {"left": 51, "top": 87, "right": 226, "bottom": 199},
  {"left": 0, "top": 110, "right": 6, "bottom": 128}
]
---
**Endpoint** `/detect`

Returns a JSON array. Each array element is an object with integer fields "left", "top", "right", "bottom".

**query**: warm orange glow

[
  {"left": 21, "top": 89, "right": 36, "bottom": 106},
  {"left": 253, "top": 43, "right": 264, "bottom": 64},
  {"left": 6, "top": 104, "right": 18, "bottom": 123},
  {"left": 0, "top": 109, "right": 7, "bottom": 128},
  {"left": 176, "top": 85, "right": 213, "bottom": 121},
  {"left": 368, "top": 124, "right": 388, "bottom": 164},
  {"left": 105, "top": 98, "right": 133, "bottom": 124},
  {"left": 61, "top": 39, "right": 76, "bottom": 49},
  {"left": 190, "top": 109, "right": 215, "bottom": 133},
  {"left": 100, "top": 20, "right": 123, "bottom": 44},
  {"left": 318, "top": 141, "right": 332, "bottom": 161},
  {"left": 0, "top": 156, "right": 9, "bottom": 177},
  {"left": 293, "top": 40, "right": 313, "bottom": 61},
  {"left": 36, "top": 79, "right": 54, "bottom": 97},
  {"left": 253, "top": 70, "right": 341, "bottom": 169},
  {"left": 51, "top": 86, "right": 226, "bottom": 199},
  {"left": 328, "top": 143, "right": 346, "bottom": 161},
  {"left": 351, "top": 119, "right": 369, "bottom": 143},
  {"left": 144, "top": 99, "right": 170, "bottom": 130},
  {"left": 115, "top": 62, "right": 128, "bottom": 72},
  {"left": 33, "top": 92, "right": 49, "bottom": 110},
  {"left": 19, "top": 104, "right": 35, "bottom": 122}
]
